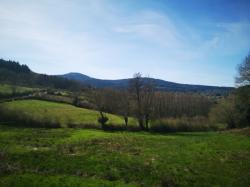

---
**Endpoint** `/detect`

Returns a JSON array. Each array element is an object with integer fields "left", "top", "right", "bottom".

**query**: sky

[{"left": 0, "top": 0, "right": 250, "bottom": 86}]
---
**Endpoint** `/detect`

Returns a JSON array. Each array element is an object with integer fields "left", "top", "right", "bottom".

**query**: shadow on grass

[
  {"left": 0, "top": 121, "right": 61, "bottom": 129},
  {"left": 0, "top": 120, "right": 218, "bottom": 137}
]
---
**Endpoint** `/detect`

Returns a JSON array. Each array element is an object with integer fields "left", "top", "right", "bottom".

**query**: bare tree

[
  {"left": 92, "top": 89, "right": 109, "bottom": 128},
  {"left": 129, "top": 73, "right": 144, "bottom": 129},
  {"left": 141, "top": 78, "right": 155, "bottom": 130},
  {"left": 101, "top": 88, "right": 131, "bottom": 127},
  {"left": 236, "top": 53, "right": 250, "bottom": 86},
  {"left": 119, "top": 89, "right": 130, "bottom": 127},
  {"left": 129, "top": 73, "right": 155, "bottom": 130}
]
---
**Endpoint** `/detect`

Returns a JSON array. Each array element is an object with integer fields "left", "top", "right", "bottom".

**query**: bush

[
  {"left": 150, "top": 116, "right": 217, "bottom": 132},
  {"left": 98, "top": 115, "right": 109, "bottom": 129},
  {"left": 234, "top": 86, "right": 250, "bottom": 127},
  {"left": 209, "top": 96, "right": 240, "bottom": 129}
]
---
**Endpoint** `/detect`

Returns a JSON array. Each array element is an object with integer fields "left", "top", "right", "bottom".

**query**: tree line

[
  {"left": 90, "top": 73, "right": 215, "bottom": 130},
  {"left": 91, "top": 52, "right": 250, "bottom": 130}
]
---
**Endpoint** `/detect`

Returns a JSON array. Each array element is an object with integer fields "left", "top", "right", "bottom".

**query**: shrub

[
  {"left": 98, "top": 115, "right": 109, "bottom": 129},
  {"left": 150, "top": 116, "right": 217, "bottom": 132},
  {"left": 209, "top": 97, "right": 240, "bottom": 129}
]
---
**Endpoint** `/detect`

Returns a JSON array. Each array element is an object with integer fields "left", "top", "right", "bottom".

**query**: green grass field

[
  {"left": 0, "top": 84, "right": 36, "bottom": 95},
  {"left": 0, "top": 124, "right": 249, "bottom": 186},
  {"left": 0, "top": 100, "right": 137, "bottom": 128}
]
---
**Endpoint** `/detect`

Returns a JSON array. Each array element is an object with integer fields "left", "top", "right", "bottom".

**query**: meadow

[
  {"left": 0, "top": 124, "right": 249, "bottom": 186},
  {"left": 0, "top": 84, "right": 249, "bottom": 186},
  {"left": 0, "top": 99, "right": 218, "bottom": 132},
  {"left": 0, "top": 100, "right": 137, "bottom": 128}
]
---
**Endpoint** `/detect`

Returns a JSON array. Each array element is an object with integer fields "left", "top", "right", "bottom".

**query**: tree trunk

[
  {"left": 145, "top": 114, "right": 149, "bottom": 130},
  {"left": 138, "top": 116, "right": 144, "bottom": 130},
  {"left": 124, "top": 116, "right": 128, "bottom": 127},
  {"left": 99, "top": 111, "right": 105, "bottom": 128}
]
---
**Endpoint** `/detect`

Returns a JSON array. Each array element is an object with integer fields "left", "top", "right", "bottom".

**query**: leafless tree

[
  {"left": 101, "top": 88, "right": 131, "bottom": 127},
  {"left": 129, "top": 73, "right": 155, "bottom": 130},
  {"left": 129, "top": 73, "right": 144, "bottom": 129},
  {"left": 141, "top": 77, "right": 155, "bottom": 130},
  {"left": 92, "top": 89, "right": 109, "bottom": 128},
  {"left": 117, "top": 89, "right": 130, "bottom": 127},
  {"left": 236, "top": 53, "right": 250, "bottom": 86}
]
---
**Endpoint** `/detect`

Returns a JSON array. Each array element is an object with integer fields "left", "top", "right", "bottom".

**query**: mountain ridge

[{"left": 61, "top": 72, "right": 234, "bottom": 95}]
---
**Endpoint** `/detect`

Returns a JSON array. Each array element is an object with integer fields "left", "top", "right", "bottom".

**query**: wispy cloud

[
  {"left": 207, "top": 22, "right": 250, "bottom": 54},
  {"left": 0, "top": 0, "right": 249, "bottom": 86}
]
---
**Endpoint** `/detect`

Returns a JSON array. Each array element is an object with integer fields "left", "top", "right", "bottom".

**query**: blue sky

[{"left": 0, "top": 0, "right": 250, "bottom": 86}]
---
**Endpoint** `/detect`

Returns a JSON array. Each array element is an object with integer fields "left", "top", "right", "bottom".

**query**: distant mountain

[
  {"left": 0, "top": 59, "right": 234, "bottom": 95},
  {"left": 61, "top": 72, "right": 234, "bottom": 95}
]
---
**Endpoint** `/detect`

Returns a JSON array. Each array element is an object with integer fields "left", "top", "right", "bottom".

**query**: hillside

[
  {"left": 0, "top": 84, "right": 37, "bottom": 96},
  {"left": 62, "top": 72, "right": 234, "bottom": 95},
  {"left": 0, "top": 59, "right": 86, "bottom": 91},
  {"left": 0, "top": 100, "right": 137, "bottom": 128}
]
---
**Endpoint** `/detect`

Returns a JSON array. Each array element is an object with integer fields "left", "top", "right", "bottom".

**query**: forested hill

[
  {"left": 62, "top": 72, "right": 234, "bottom": 95},
  {"left": 0, "top": 59, "right": 85, "bottom": 91}
]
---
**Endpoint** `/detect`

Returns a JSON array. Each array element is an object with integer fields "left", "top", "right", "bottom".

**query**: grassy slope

[
  {"left": 0, "top": 84, "right": 35, "bottom": 95},
  {"left": 0, "top": 124, "right": 249, "bottom": 186},
  {"left": 0, "top": 99, "right": 137, "bottom": 127}
]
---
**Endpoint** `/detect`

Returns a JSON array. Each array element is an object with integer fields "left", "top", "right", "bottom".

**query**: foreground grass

[
  {"left": 0, "top": 124, "right": 249, "bottom": 186},
  {"left": 0, "top": 100, "right": 137, "bottom": 128}
]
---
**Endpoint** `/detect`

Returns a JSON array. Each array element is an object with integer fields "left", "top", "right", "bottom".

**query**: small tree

[
  {"left": 92, "top": 89, "right": 109, "bottom": 129},
  {"left": 98, "top": 112, "right": 109, "bottom": 128},
  {"left": 117, "top": 89, "right": 130, "bottom": 127},
  {"left": 97, "top": 88, "right": 130, "bottom": 128},
  {"left": 209, "top": 96, "right": 239, "bottom": 129}
]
